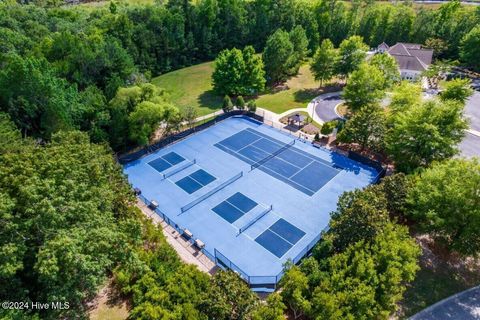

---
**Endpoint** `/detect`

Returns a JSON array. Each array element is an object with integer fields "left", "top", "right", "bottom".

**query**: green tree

[
  {"left": 0, "top": 54, "right": 80, "bottom": 137},
  {"left": 320, "top": 120, "right": 339, "bottom": 135},
  {"left": 407, "top": 159, "right": 480, "bottom": 256},
  {"left": 440, "top": 78, "right": 474, "bottom": 104},
  {"left": 369, "top": 53, "right": 400, "bottom": 89},
  {"left": 212, "top": 46, "right": 265, "bottom": 96},
  {"left": 289, "top": 25, "right": 309, "bottom": 74},
  {"left": 309, "top": 223, "right": 420, "bottom": 319},
  {"left": 251, "top": 292, "right": 286, "bottom": 320},
  {"left": 182, "top": 105, "right": 198, "bottom": 128},
  {"left": 380, "top": 173, "right": 413, "bottom": 221},
  {"left": 128, "top": 101, "right": 165, "bottom": 146},
  {"left": 109, "top": 83, "right": 169, "bottom": 149},
  {"left": 202, "top": 271, "right": 259, "bottom": 320},
  {"left": 247, "top": 100, "right": 257, "bottom": 112},
  {"left": 327, "top": 187, "right": 390, "bottom": 252},
  {"left": 0, "top": 129, "right": 142, "bottom": 318},
  {"left": 343, "top": 63, "right": 386, "bottom": 112},
  {"left": 77, "top": 85, "right": 110, "bottom": 143},
  {"left": 241, "top": 46, "right": 266, "bottom": 95},
  {"left": 212, "top": 48, "right": 246, "bottom": 96},
  {"left": 425, "top": 38, "right": 449, "bottom": 59},
  {"left": 310, "top": 39, "right": 337, "bottom": 86},
  {"left": 279, "top": 265, "right": 311, "bottom": 319},
  {"left": 460, "top": 25, "right": 480, "bottom": 71},
  {"left": 389, "top": 81, "right": 422, "bottom": 115},
  {"left": 337, "top": 105, "right": 386, "bottom": 152},
  {"left": 263, "top": 29, "right": 294, "bottom": 84},
  {"left": 386, "top": 99, "right": 467, "bottom": 173},
  {"left": 336, "top": 35, "right": 369, "bottom": 79}
]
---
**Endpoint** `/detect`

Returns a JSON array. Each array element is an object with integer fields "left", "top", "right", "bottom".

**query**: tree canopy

[
  {"left": 337, "top": 105, "right": 386, "bottom": 152},
  {"left": 308, "top": 223, "right": 420, "bottom": 319},
  {"left": 407, "top": 159, "right": 480, "bottom": 256},
  {"left": 369, "top": 53, "right": 400, "bottom": 89},
  {"left": 460, "top": 25, "right": 480, "bottom": 71},
  {"left": 212, "top": 46, "right": 265, "bottom": 96},
  {"left": 336, "top": 36, "right": 369, "bottom": 79},
  {"left": 386, "top": 99, "right": 467, "bottom": 173},
  {"left": 0, "top": 118, "right": 143, "bottom": 319},
  {"left": 310, "top": 39, "right": 337, "bottom": 86},
  {"left": 343, "top": 63, "right": 386, "bottom": 112},
  {"left": 440, "top": 78, "right": 474, "bottom": 104},
  {"left": 263, "top": 29, "right": 295, "bottom": 84}
]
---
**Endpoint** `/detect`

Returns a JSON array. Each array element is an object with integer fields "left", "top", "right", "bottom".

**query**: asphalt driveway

[
  {"left": 410, "top": 286, "right": 480, "bottom": 320},
  {"left": 460, "top": 91, "right": 480, "bottom": 158},
  {"left": 314, "top": 94, "right": 344, "bottom": 122}
]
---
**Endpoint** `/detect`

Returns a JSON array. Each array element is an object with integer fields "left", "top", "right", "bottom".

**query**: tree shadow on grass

[
  {"left": 294, "top": 84, "right": 345, "bottom": 103},
  {"left": 198, "top": 90, "right": 223, "bottom": 111},
  {"left": 293, "top": 88, "right": 322, "bottom": 103}
]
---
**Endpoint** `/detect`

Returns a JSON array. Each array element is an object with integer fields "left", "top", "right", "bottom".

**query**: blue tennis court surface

[
  {"left": 149, "top": 151, "right": 185, "bottom": 173},
  {"left": 213, "top": 192, "right": 258, "bottom": 223},
  {"left": 255, "top": 219, "right": 306, "bottom": 258},
  {"left": 215, "top": 128, "right": 340, "bottom": 195},
  {"left": 175, "top": 169, "right": 216, "bottom": 194},
  {"left": 123, "top": 116, "right": 380, "bottom": 289}
]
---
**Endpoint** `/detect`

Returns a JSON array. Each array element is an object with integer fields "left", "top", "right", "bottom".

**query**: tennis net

[
  {"left": 238, "top": 205, "right": 273, "bottom": 234},
  {"left": 163, "top": 159, "right": 196, "bottom": 179},
  {"left": 250, "top": 140, "right": 295, "bottom": 171},
  {"left": 180, "top": 171, "right": 243, "bottom": 213}
]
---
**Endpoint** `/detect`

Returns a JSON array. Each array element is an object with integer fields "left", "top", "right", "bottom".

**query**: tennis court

[
  {"left": 123, "top": 116, "right": 379, "bottom": 290},
  {"left": 215, "top": 128, "right": 341, "bottom": 195}
]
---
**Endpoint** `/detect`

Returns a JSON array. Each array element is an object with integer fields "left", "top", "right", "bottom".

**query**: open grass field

[
  {"left": 151, "top": 61, "right": 323, "bottom": 116},
  {"left": 151, "top": 61, "right": 222, "bottom": 117},
  {"left": 255, "top": 65, "right": 322, "bottom": 114}
]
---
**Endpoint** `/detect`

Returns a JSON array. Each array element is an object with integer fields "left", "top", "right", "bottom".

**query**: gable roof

[
  {"left": 386, "top": 42, "right": 433, "bottom": 72},
  {"left": 377, "top": 42, "right": 389, "bottom": 50},
  {"left": 392, "top": 54, "right": 428, "bottom": 72}
]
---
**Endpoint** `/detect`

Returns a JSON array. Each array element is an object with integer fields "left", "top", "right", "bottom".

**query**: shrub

[
  {"left": 236, "top": 96, "right": 246, "bottom": 110},
  {"left": 222, "top": 95, "right": 233, "bottom": 112},
  {"left": 247, "top": 100, "right": 257, "bottom": 112},
  {"left": 320, "top": 120, "right": 338, "bottom": 135}
]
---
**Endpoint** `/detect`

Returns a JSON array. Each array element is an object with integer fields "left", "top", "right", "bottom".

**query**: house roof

[
  {"left": 377, "top": 42, "right": 389, "bottom": 50},
  {"left": 392, "top": 54, "right": 428, "bottom": 72},
  {"left": 386, "top": 42, "right": 433, "bottom": 72}
]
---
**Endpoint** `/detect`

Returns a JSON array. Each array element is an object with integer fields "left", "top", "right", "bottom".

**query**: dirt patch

[{"left": 88, "top": 279, "right": 130, "bottom": 320}]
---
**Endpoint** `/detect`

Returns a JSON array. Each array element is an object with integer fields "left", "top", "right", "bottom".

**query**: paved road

[
  {"left": 312, "top": 90, "right": 480, "bottom": 158},
  {"left": 459, "top": 132, "right": 480, "bottom": 158},
  {"left": 465, "top": 92, "right": 480, "bottom": 132},
  {"left": 314, "top": 93, "right": 344, "bottom": 122},
  {"left": 410, "top": 286, "right": 480, "bottom": 320},
  {"left": 460, "top": 91, "right": 480, "bottom": 158}
]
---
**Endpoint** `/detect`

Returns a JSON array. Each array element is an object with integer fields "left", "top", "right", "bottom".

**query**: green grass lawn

[
  {"left": 255, "top": 65, "right": 322, "bottom": 114},
  {"left": 151, "top": 61, "right": 326, "bottom": 116},
  {"left": 151, "top": 61, "right": 222, "bottom": 117}
]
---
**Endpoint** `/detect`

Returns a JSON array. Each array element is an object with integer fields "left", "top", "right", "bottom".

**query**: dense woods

[{"left": 1, "top": 0, "right": 479, "bottom": 149}]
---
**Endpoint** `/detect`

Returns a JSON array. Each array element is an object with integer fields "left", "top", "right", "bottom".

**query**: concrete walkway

[
  {"left": 410, "top": 286, "right": 480, "bottom": 320},
  {"left": 137, "top": 200, "right": 217, "bottom": 274}
]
